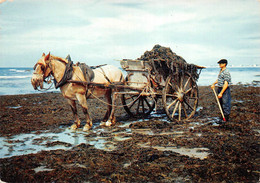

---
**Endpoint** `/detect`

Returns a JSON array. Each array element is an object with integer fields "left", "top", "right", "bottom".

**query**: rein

[
  {"left": 33, "top": 73, "right": 55, "bottom": 91},
  {"left": 36, "top": 79, "right": 54, "bottom": 91}
]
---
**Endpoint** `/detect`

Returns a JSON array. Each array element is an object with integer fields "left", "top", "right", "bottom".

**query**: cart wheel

[
  {"left": 121, "top": 93, "right": 156, "bottom": 117},
  {"left": 163, "top": 74, "right": 198, "bottom": 121}
]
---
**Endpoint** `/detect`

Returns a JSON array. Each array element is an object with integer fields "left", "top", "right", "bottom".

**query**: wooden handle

[{"left": 212, "top": 88, "right": 226, "bottom": 122}]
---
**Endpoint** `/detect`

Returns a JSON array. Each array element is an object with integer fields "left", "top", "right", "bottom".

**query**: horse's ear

[
  {"left": 45, "top": 52, "right": 50, "bottom": 61},
  {"left": 42, "top": 53, "right": 45, "bottom": 57}
]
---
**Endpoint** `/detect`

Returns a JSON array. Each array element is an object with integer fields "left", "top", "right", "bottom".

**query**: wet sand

[{"left": 0, "top": 85, "right": 259, "bottom": 182}]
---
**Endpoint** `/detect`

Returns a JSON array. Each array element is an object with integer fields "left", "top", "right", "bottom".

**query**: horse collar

[{"left": 54, "top": 61, "right": 74, "bottom": 89}]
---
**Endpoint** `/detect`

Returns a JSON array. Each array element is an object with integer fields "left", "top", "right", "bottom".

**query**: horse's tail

[{"left": 119, "top": 72, "right": 125, "bottom": 85}]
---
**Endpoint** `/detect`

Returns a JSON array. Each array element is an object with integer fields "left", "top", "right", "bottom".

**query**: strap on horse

[{"left": 99, "top": 67, "right": 112, "bottom": 84}]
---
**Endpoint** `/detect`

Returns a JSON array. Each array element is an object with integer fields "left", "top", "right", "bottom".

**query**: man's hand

[
  {"left": 218, "top": 81, "right": 228, "bottom": 99},
  {"left": 211, "top": 80, "right": 218, "bottom": 89}
]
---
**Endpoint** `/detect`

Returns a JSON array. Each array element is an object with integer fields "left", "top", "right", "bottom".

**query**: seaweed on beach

[
  {"left": 138, "top": 44, "right": 200, "bottom": 80},
  {"left": 0, "top": 85, "right": 259, "bottom": 182}
]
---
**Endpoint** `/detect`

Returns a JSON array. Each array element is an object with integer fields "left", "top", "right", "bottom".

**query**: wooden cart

[{"left": 118, "top": 58, "right": 205, "bottom": 121}]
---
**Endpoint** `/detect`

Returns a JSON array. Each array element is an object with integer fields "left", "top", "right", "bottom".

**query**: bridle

[
  {"left": 33, "top": 57, "right": 54, "bottom": 91},
  {"left": 33, "top": 54, "right": 71, "bottom": 91}
]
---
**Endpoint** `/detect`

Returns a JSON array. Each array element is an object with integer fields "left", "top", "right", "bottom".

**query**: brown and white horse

[{"left": 31, "top": 53, "right": 124, "bottom": 131}]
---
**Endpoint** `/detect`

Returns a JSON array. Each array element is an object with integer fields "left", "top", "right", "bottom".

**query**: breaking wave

[{"left": 0, "top": 75, "right": 31, "bottom": 79}]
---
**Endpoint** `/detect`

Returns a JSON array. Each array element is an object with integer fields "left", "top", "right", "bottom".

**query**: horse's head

[{"left": 31, "top": 52, "right": 52, "bottom": 90}]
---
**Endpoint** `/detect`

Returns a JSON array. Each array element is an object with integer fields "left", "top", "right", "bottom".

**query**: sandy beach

[{"left": 0, "top": 85, "right": 259, "bottom": 182}]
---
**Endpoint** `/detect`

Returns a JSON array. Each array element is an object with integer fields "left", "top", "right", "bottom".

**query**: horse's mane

[{"left": 50, "top": 55, "right": 69, "bottom": 64}]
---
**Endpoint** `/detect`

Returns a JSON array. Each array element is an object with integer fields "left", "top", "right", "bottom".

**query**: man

[{"left": 211, "top": 59, "right": 232, "bottom": 123}]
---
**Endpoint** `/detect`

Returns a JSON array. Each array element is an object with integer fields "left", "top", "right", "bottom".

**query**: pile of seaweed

[{"left": 138, "top": 44, "right": 199, "bottom": 80}]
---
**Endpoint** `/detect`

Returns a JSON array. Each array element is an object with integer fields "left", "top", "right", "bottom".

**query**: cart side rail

[{"left": 120, "top": 59, "right": 152, "bottom": 89}]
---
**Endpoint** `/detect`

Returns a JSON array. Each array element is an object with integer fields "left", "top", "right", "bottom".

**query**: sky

[{"left": 0, "top": 0, "right": 259, "bottom": 68}]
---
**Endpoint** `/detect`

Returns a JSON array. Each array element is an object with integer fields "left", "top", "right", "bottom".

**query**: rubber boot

[{"left": 225, "top": 115, "right": 229, "bottom": 122}]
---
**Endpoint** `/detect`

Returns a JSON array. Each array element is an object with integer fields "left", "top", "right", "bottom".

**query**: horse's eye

[{"left": 41, "top": 65, "right": 45, "bottom": 70}]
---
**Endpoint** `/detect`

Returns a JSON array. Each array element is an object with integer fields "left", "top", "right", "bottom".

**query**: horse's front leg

[
  {"left": 76, "top": 93, "right": 92, "bottom": 131},
  {"left": 67, "top": 99, "right": 81, "bottom": 130}
]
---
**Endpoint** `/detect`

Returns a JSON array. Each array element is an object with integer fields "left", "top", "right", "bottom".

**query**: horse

[{"left": 31, "top": 52, "right": 124, "bottom": 131}]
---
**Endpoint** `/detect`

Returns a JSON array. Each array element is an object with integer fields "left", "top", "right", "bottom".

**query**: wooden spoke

[
  {"left": 136, "top": 98, "right": 141, "bottom": 114},
  {"left": 184, "top": 99, "right": 194, "bottom": 111},
  {"left": 167, "top": 98, "right": 178, "bottom": 111},
  {"left": 170, "top": 78, "right": 179, "bottom": 91},
  {"left": 129, "top": 96, "right": 139, "bottom": 109},
  {"left": 168, "top": 82, "right": 174, "bottom": 89},
  {"left": 165, "top": 93, "right": 178, "bottom": 97},
  {"left": 141, "top": 97, "right": 145, "bottom": 114},
  {"left": 178, "top": 102, "right": 182, "bottom": 121},
  {"left": 143, "top": 97, "right": 152, "bottom": 110},
  {"left": 183, "top": 103, "right": 188, "bottom": 118},
  {"left": 184, "top": 87, "right": 192, "bottom": 94},
  {"left": 180, "top": 76, "right": 183, "bottom": 89},
  {"left": 175, "top": 83, "right": 180, "bottom": 91},
  {"left": 184, "top": 77, "right": 191, "bottom": 90},
  {"left": 171, "top": 101, "right": 179, "bottom": 118}
]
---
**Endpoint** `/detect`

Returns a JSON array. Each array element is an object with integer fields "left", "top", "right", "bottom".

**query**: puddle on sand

[
  {"left": 0, "top": 115, "right": 213, "bottom": 159},
  {"left": 195, "top": 117, "right": 221, "bottom": 126},
  {"left": 0, "top": 123, "right": 187, "bottom": 159},
  {"left": 33, "top": 166, "right": 54, "bottom": 173},
  {"left": 149, "top": 111, "right": 168, "bottom": 120},
  {"left": 7, "top": 105, "right": 22, "bottom": 109},
  {"left": 132, "top": 129, "right": 186, "bottom": 137},
  {"left": 118, "top": 121, "right": 133, "bottom": 128},
  {"left": 132, "top": 129, "right": 155, "bottom": 135},
  {"left": 0, "top": 127, "right": 125, "bottom": 158},
  {"left": 138, "top": 143, "right": 209, "bottom": 160}
]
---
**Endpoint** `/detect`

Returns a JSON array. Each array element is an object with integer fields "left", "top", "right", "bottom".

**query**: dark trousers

[{"left": 218, "top": 87, "right": 231, "bottom": 118}]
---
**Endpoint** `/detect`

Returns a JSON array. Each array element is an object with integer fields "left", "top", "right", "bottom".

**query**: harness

[
  {"left": 53, "top": 61, "right": 74, "bottom": 89},
  {"left": 78, "top": 63, "right": 95, "bottom": 83}
]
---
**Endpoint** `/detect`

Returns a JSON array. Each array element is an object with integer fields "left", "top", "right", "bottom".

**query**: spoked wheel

[
  {"left": 163, "top": 73, "right": 198, "bottom": 121},
  {"left": 121, "top": 92, "right": 156, "bottom": 117}
]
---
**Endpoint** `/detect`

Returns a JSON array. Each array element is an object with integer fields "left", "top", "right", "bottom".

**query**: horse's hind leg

[
  {"left": 76, "top": 93, "right": 92, "bottom": 131},
  {"left": 106, "top": 92, "right": 118, "bottom": 126},
  {"left": 67, "top": 99, "right": 81, "bottom": 130},
  {"left": 100, "top": 89, "right": 112, "bottom": 125}
]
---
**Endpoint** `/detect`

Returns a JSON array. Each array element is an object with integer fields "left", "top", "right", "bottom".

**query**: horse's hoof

[
  {"left": 83, "top": 124, "right": 92, "bottom": 131},
  {"left": 70, "top": 124, "right": 78, "bottom": 130},
  {"left": 105, "top": 121, "right": 112, "bottom": 127},
  {"left": 100, "top": 122, "right": 106, "bottom": 126}
]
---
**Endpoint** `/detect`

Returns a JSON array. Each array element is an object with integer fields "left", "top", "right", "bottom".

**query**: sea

[{"left": 0, "top": 67, "right": 259, "bottom": 95}]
